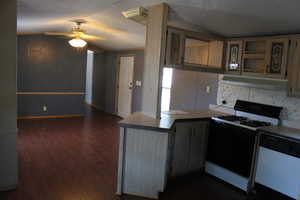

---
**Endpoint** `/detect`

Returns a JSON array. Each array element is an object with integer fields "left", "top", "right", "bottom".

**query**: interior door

[{"left": 117, "top": 56, "right": 134, "bottom": 118}]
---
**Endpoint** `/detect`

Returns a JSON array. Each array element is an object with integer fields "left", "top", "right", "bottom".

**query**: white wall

[
  {"left": 85, "top": 50, "right": 94, "bottom": 104},
  {"left": 170, "top": 69, "right": 219, "bottom": 111}
]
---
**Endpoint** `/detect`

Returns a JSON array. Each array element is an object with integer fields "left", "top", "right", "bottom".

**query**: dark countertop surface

[
  {"left": 119, "top": 110, "right": 229, "bottom": 131},
  {"left": 259, "top": 126, "right": 300, "bottom": 142}
]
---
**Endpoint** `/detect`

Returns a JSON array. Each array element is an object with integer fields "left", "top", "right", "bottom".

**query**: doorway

[
  {"left": 117, "top": 55, "right": 135, "bottom": 118},
  {"left": 85, "top": 50, "right": 94, "bottom": 105}
]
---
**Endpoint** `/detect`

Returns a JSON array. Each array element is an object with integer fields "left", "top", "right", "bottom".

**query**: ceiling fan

[{"left": 45, "top": 19, "right": 105, "bottom": 48}]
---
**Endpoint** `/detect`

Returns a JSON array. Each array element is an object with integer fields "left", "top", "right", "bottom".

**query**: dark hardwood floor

[{"left": 0, "top": 107, "right": 272, "bottom": 200}]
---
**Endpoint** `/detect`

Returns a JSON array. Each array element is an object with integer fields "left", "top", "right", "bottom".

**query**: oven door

[{"left": 206, "top": 120, "right": 257, "bottom": 178}]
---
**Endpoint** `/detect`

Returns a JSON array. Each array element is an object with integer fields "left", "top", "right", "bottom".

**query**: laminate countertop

[
  {"left": 119, "top": 110, "right": 229, "bottom": 131},
  {"left": 259, "top": 126, "right": 300, "bottom": 142}
]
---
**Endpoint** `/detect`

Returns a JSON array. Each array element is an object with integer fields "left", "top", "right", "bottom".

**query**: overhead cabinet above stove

[{"left": 225, "top": 37, "right": 289, "bottom": 79}]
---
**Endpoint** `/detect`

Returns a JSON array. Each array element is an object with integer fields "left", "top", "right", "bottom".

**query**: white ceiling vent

[{"left": 122, "top": 7, "right": 148, "bottom": 25}]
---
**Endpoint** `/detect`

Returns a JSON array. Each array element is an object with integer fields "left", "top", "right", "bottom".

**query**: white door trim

[{"left": 115, "top": 54, "right": 135, "bottom": 117}]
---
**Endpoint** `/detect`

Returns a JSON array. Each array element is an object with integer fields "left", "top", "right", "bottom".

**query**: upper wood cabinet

[
  {"left": 165, "top": 27, "right": 225, "bottom": 73},
  {"left": 225, "top": 37, "right": 289, "bottom": 79},
  {"left": 165, "top": 28, "right": 185, "bottom": 68},
  {"left": 288, "top": 38, "right": 300, "bottom": 97}
]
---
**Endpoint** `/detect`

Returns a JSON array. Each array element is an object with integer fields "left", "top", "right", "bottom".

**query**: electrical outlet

[
  {"left": 43, "top": 105, "right": 47, "bottom": 112},
  {"left": 136, "top": 80, "right": 142, "bottom": 87}
]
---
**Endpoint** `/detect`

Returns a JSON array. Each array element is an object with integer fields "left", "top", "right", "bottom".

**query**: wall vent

[{"left": 122, "top": 7, "right": 148, "bottom": 25}]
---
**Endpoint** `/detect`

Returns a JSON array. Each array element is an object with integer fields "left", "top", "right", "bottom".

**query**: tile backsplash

[{"left": 217, "top": 81, "right": 300, "bottom": 121}]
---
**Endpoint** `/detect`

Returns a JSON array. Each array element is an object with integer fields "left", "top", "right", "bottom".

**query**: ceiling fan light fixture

[{"left": 68, "top": 37, "right": 87, "bottom": 48}]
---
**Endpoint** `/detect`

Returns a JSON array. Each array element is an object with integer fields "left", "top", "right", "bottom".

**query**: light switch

[
  {"left": 206, "top": 86, "right": 211, "bottom": 93},
  {"left": 43, "top": 105, "right": 47, "bottom": 112},
  {"left": 136, "top": 81, "right": 142, "bottom": 87}
]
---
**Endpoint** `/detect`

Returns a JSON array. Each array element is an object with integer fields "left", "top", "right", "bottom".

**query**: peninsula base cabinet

[
  {"left": 117, "top": 121, "right": 209, "bottom": 199},
  {"left": 117, "top": 127, "right": 169, "bottom": 199}
]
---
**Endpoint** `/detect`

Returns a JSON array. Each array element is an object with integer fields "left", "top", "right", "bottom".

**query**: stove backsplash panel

[{"left": 217, "top": 81, "right": 300, "bottom": 121}]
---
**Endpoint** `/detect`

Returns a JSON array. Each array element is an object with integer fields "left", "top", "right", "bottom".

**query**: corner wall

[
  {"left": 0, "top": 0, "right": 18, "bottom": 190},
  {"left": 91, "top": 52, "right": 106, "bottom": 110}
]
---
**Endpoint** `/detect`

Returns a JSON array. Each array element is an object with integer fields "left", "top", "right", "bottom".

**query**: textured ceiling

[{"left": 18, "top": 0, "right": 300, "bottom": 50}]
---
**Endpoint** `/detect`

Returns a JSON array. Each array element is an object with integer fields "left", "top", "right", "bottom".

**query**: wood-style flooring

[{"left": 0, "top": 108, "right": 279, "bottom": 200}]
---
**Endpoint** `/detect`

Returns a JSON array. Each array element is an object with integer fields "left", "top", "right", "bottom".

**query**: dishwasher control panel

[{"left": 260, "top": 133, "right": 300, "bottom": 159}]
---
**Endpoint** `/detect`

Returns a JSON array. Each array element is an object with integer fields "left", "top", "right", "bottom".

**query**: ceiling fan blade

[
  {"left": 80, "top": 34, "right": 105, "bottom": 40},
  {"left": 44, "top": 32, "right": 75, "bottom": 37}
]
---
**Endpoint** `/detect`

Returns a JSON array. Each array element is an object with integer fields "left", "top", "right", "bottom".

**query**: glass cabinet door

[
  {"left": 226, "top": 40, "right": 243, "bottom": 73},
  {"left": 266, "top": 38, "right": 289, "bottom": 78},
  {"left": 165, "top": 28, "right": 185, "bottom": 67}
]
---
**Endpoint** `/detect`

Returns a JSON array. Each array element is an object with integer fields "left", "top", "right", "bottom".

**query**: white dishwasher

[{"left": 255, "top": 133, "right": 300, "bottom": 199}]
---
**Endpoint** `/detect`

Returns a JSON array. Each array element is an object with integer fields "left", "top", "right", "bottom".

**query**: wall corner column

[
  {"left": 141, "top": 3, "right": 169, "bottom": 118},
  {"left": 0, "top": 0, "right": 18, "bottom": 191}
]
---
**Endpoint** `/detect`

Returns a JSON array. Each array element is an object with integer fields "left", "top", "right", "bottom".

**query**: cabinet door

[
  {"left": 171, "top": 121, "right": 209, "bottom": 177},
  {"left": 188, "top": 121, "right": 209, "bottom": 172},
  {"left": 184, "top": 37, "right": 209, "bottom": 66},
  {"left": 265, "top": 38, "right": 289, "bottom": 78},
  {"left": 171, "top": 122, "right": 191, "bottom": 177},
  {"left": 288, "top": 39, "right": 300, "bottom": 97},
  {"left": 242, "top": 39, "right": 268, "bottom": 76},
  {"left": 208, "top": 41, "right": 225, "bottom": 68},
  {"left": 165, "top": 28, "right": 185, "bottom": 68},
  {"left": 225, "top": 40, "right": 243, "bottom": 74},
  {"left": 184, "top": 37, "right": 224, "bottom": 70}
]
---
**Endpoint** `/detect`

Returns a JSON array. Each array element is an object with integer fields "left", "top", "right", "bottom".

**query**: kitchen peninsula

[{"left": 116, "top": 109, "right": 228, "bottom": 199}]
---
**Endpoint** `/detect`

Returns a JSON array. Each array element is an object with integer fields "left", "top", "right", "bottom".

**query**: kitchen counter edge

[{"left": 118, "top": 110, "right": 229, "bottom": 132}]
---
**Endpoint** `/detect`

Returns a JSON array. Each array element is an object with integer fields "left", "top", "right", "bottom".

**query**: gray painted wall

[
  {"left": 103, "top": 50, "right": 144, "bottom": 114},
  {"left": 17, "top": 35, "right": 87, "bottom": 116},
  {"left": 170, "top": 70, "right": 219, "bottom": 110},
  {"left": 0, "top": 0, "right": 18, "bottom": 190},
  {"left": 18, "top": 95, "right": 85, "bottom": 117},
  {"left": 91, "top": 52, "right": 106, "bottom": 110}
]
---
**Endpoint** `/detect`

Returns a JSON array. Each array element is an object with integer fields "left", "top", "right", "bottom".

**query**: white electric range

[{"left": 206, "top": 100, "right": 283, "bottom": 193}]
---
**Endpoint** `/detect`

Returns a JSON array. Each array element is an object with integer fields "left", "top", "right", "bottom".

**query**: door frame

[{"left": 115, "top": 54, "right": 136, "bottom": 116}]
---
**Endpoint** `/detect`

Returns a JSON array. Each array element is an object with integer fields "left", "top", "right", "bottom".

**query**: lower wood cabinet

[
  {"left": 118, "top": 127, "right": 169, "bottom": 199},
  {"left": 170, "top": 121, "right": 209, "bottom": 177}
]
